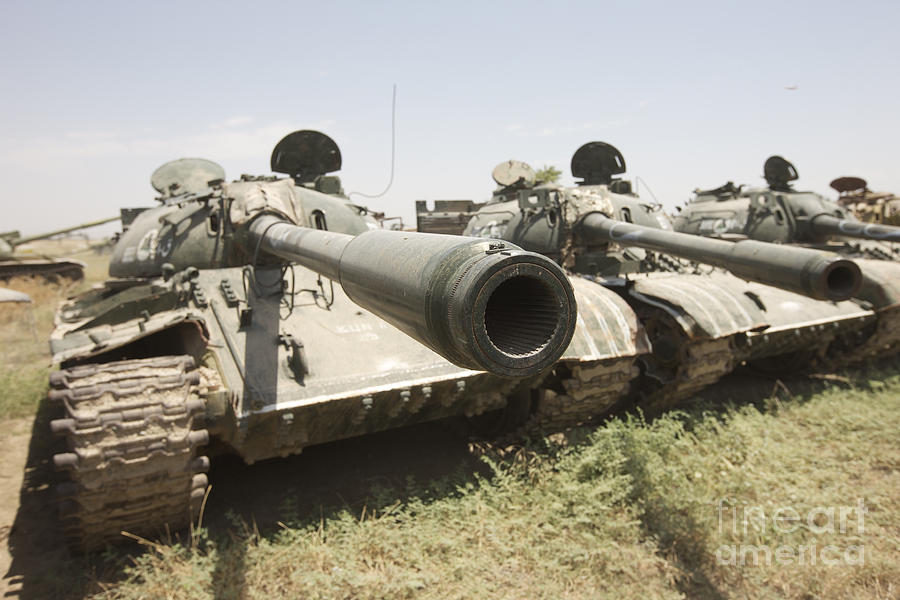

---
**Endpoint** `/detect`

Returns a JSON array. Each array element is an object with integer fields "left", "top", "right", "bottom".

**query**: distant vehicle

[
  {"left": 831, "top": 175, "right": 900, "bottom": 227},
  {"left": 415, "top": 200, "right": 485, "bottom": 235},
  {"left": 0, "top": 217, "right": 120, "bottom": 281}
]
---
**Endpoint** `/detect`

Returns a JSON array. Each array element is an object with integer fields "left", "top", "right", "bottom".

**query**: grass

[
  {"left": 0, "top": 277, "right": 70, "bottom": 419},
  {"left": 0, "top": 241, "right": 110, "bottom": 419},
  {"left": 89, "top": 362, "right": 900, "bottom": 600}
]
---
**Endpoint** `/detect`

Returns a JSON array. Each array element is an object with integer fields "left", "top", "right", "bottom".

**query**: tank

[
  {"left": 453, "top": 143, "right": 876, "bottom": 412},
  {"left": 47, "top": 130, "right": 579, "bottom": 551},
  {"left": 415, "top": 200, "right": 485, "bottom": 235},
  {"left": 0, "top": 216, "right": 120, "bottom": 281},
  {"left": 673, "top": 155, "right": 900, "bottom": 365},
  {"left": 672, "top": 156, "right": 900, "bottom": 250},
  {"left": 831, "top": 176, "right": 900, "bottom": 227}
]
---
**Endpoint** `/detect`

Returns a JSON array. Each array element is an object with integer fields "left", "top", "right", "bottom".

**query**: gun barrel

[
  {"left": 14, "top": 216, "right": 122, "bottom": 246},
  {"left": 250, "top": 215, "right": 577, "bottom": 377},
  {"left": 810, "top": 214, "right": 900, "bottom": 243},
  {"left": 580, "top": 213, "right": 862, "bottom": 302}
]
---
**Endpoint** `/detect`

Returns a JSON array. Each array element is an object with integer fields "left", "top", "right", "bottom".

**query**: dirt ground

[
  {"left": 0, "top": 394, "right": 76, "bottom": 600},
  {"left": 0, "top": 419, "right": 32, "bottom": 597}
]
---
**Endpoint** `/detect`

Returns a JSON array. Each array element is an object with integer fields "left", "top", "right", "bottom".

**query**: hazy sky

[{"left": 2, "top": 0, "right": 898, "bottom": 236}]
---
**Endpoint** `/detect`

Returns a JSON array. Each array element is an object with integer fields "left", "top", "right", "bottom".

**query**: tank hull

[{"left": 46, "top": 256, "right": 644, "bottom": 549}]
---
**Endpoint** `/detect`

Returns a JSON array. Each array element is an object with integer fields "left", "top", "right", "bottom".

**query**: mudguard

[
  {"left": 628, "top": 272, "right": 764, "bottom": 340},
  {"left": 533, "top": 276, "right": 650, "bottom": 426},
  {"left": 857, "top": 258, "right": 900, "bottom": 308},
  {"left": 564, "top": 276, "right": 650, "bottom": 361},
  {"left": 628, "top": 272, "right": 872, "bottom": 348}
]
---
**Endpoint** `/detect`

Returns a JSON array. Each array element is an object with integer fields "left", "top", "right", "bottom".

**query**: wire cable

[{"left": 349, "top": 84, "right": 397, "bottom": 200}]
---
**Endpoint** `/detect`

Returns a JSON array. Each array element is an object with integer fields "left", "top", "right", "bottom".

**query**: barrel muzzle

[
  {"left": 250, "top": 216, "right": 577, "bottom": 378},
  {"left": 436, "top": 247, "right": 577, "bottom": 377},
  {"left": 809, "top": 257, "right": 862, "bottom": 302}
]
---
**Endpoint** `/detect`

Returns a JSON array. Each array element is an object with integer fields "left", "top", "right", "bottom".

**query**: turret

[
  {"left": 109, "top": 132, "right": 374, "bottom": 279},
  {"left": 675, "top": 155, "right": 900, "bottom": 247},
  {"left": 107, "top": 130, "right": 577, "bottom": 378}
]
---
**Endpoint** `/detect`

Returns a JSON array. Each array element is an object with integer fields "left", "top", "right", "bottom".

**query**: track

[
  {"left": 825, "top": 304, "right": 900, "bottom": 369},
  {"left": 0, "top": 261, "right": 84, "bottom": 281},
  {"left": 531, "top": 357, "right": 638, "bottom": 428},
  {"left": 642, "top": 336, "right": 734, "bottom": 412},
  {"left": 633, "top": 305, "right": 735, "bottom": 414},
  {"left": 48, "top": 355, "right": 209, "bottom": 551}
]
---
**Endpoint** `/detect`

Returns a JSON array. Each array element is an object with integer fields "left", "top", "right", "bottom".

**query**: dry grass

[
  {"left": 0, "top": 277, "right": 72, "bottom": 419},
  {"left": 0, "top": 245, "right": 109, "bottom": 419}
]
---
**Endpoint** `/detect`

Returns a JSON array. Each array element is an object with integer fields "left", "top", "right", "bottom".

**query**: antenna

[
  {"left": 634, "top": 176, "right": 660, "bottom": 205},
  {"left": 349, "top": 85, "right": 397, "bottom": 200}
]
